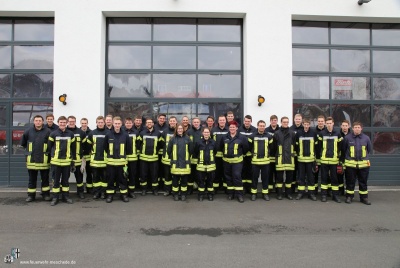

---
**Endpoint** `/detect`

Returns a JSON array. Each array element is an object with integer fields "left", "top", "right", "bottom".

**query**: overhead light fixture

[
  {"left": 59, "top": 94, "right": 67, "bottom": 105},
  {"left": 358, "top": 0, "right": 371, "bottom": 5},
  {"left": 258, "top": 95, "right": 265, "bottom": 106}
]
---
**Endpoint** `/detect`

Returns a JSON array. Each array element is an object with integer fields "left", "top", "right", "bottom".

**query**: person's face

[
  {"left": 207, "top": 118, "right": 214, "bottom": 127},
  {"left": 158, "top": 116, "right": 166, "bottom": 125},
  {"left": 227, "top": 114, "right": 234, "bottom": 122},
  {"left": 352, "top": 125, "right": 362, "bottom": 135},
  {"left": 80, "top": 120, "right": 88, "bottom": 130},
  {"left": 326, "top": 120, "right": 334, "bottom": 131},
  {"left": 146, "top": 120, "right": 154, "bottom": 129},
  {"left": 177, "top": 125, "right": 184, "bottom": 136},
  {"left": 105, "top": 117, "right": 113, "bottom": 126},
  {"left": 113, "top": 119, "right": 122, "bottom": 131},
  {"left": 192, "top": 119, "right": 200, "bottom": 129},
  {"left": 294, "top": 116, "right": 302, "bottom": 126},
  {"left": 182, "top": 117, "right": 189, "bottom": 126},
  {"left": 125, "top": 120, "right": 133, "bottom": 129},
  {"left": 341, "top": 122, "right": 349, "bottom": 133},
  {"left": 270, "top": 118, "right": 278, "bottom": 127},
  {"left": 203, "top": 129, "right": 211, "bottom": 140},
  {"left": 229, "top": 124, "right": 237, "bottom": 135},
  {"left": 96, "top": 119, "right": 105, "bottom": 129},
  {"left": 68, "top": 118, "right": 76, "bottom": 128},
  {"left": 169, "top": 118, "right": 177, "bottom": 128},
  {"left": 281, "top": 119, "right": 289, "bottom": 128},
  {"left": 244, "top": 118, "right": 252, "bottom": 128},
  {"left": 303, "top": 122, "right": 310, "bottom": 132},
  {"left": 257, "top": 122, "right": 266, "bottom": 133},
  {"left": 46, "top": 117, "right": 54, "bottom": 126},
  {"left": 218, "top": 116, "right": 226, "bottom": 127},
  {"left": 34, "top": 117, "right": 43, "bottom": 129},
  {"left": 317, "top": 118, "right": 325, "bottom": 128},
  {"left": 134, "top": 118, "right": 142, "bottom": 127},
  {"left": 58, "top": 119, "right": 67, "bottom": 130}
]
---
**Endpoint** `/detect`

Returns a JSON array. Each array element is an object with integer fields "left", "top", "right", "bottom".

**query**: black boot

[
  {"left": 173, "top": 194, "right": 179, "bottom": 201},
  {"left": 181, "top": 195, "right": 186, "bottom": 201},
  {"left": 208, "top": 194, "right": 214, "bottom": 201},
  {"left": 295, "top": 193, "right": 303, "bottom": 200},
  {"left": 128, "top": 192, "right": 136, "bottom": 199},
  {"left": 121, "top": 195, "right": 129, "bottom": 202},
  {"left": 360, "top": 197, "right": 371, "bottom": 205},
  {"left": 106, "top": 195, "right": 113, "bottom": 203},
  {"left": 78, "top": 192, "right": 85, "bottom": 199},
  {"left": 62, "top": 195, "right": 73, "bottom": 204},
  {"left": 345, "top": 196, "right": 352, "bottom": 204},
  {"left": 50, "top": 197, "right": 59, "bottom": 206},
  {"left": 198, "top": 194, "right": 204, "bottom": 201},
  {"left": 262, "top": 194, "right": 270, "bottom": 201},
  {"left": 332, "top": 195, "right": 341, "bottom": 203},
  {"left": 26, "top": 195, "right": 35, "bottom": 202},
  {"left": 308, "top": 194, "right": 317, "bottom": 201},
  {"left": 276, "top": 188, "right": 283, "bottom": 200},
  {"left": 250, "top": 194, "right": 256, "bottom": 201}
]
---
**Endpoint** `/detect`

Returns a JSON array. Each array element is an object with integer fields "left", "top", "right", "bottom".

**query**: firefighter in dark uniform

[
  {"left": 211, "top": 115, "right": 229, "bottom": 193},
  {"left": 317, "top": 116, "right": 343, "bottom": 203},
  {"left": 44, "top": 113, "right": 59, "bottom": 131},
  {"left": 133, "top": 115, "right": 144, "bottom": 190},
  {"left": 248, "top": 120, "right": 273, "bottom": 201},
  {"left": 290, "top": 114, "right": 304, "bottom": 193},
  {"left": 161, "top": 116, "right": 178, "bottom": 196},
  {"left": 138, "top": 118, "right": 162, "bottom": 196},
  {"left": 342, "top": 121, "right": 372, "bottom": 205},
  {"left": 194, "top": 127, "right": 217, "bottom": 201},
  {"left": 314, "top": 115, "right": 326, "bottom": 193},
  {"left": 272, "top": 116, "right": 296, "bottom": 200},
  {"left": 266, "top": 115, "right": 280, "bottom": 192},
  {"left": 238, "top": 115, "right": 257, "bottom": 194},
  {"left": 21, "top": 115, "right": 52, "bottom": 202},
  {"left": 104, "top": 116, "right": 132, "bottom": 203},
  {"left": 86, "top": 116, "right": 110, "bottom": 199},
  {"left": 154, "top": 113, "right": 168, "bottom": 191},
  {"left": 167, "top": 124, "right": 193, "bottom": 201},
  {"left": 338, "top": 119, "right": 351, "bottom": 196},
  {"left": 187, "top": 117, "right": 203, "bottom": 195},
  {"left": 47, "top": 116, "right": 76, "bottom": 206},
  {"left": 123, "top": 117, "right": 139, "bottom": 199},
  {"left": 295, "top": 118, "right": 318, "bottom": 201},
  {"left": 80, "top": 118, "right": 92, "bottom": 194},
  {"left": 67, "top": 115, "right": 86, "bottom": 199},
  {"left": 220, "top": 120, "right": 249, "bottom": 203}
]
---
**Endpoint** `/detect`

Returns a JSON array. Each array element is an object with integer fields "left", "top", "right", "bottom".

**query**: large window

[
  {"left": 106, "top": 18, "right": 243, "bottom": 124},
  {"left": 292, "top": 21, "right": 400, "bottom": 155}
]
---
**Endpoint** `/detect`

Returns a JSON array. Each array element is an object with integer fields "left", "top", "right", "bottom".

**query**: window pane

[
  {"left": 153, "top": 74, "right": 196, "bottom": 98},
  {"left": 107, "top": 74, "right": 150, "bottom": 98},
  {"left": 155, "top": 103, "right": 196, "bottom": 120},
  {"left": 198, "top": 19, "right": 241, "bottom": 42},
  {"left": 14, "top": 46, "right": 54, "bottom": 69},
  {"left": 292, "top": 48, "right": 329, "bottom": 72},
  {"left": 154, "top": 18, "right": 196, "bottom": 41},
  {"left": 331, "top": 23, "right": 370, "bottom": 45},
  {"left": 0, "top": 105, "right": 6, "bottom": 126},
  {"left": 372, "top": 24, "right": 400, "bottom": 46},
  {"left": 153, "top": 46, "right": 196, "bottom": 69},
  {"left": 198, "top": 102, "right": 242, "bottom": 123},
  {"left": 373, "top": 51, "right": 400, "bottom": 73},
  {"left": 332, "top": 104, "right": 371, "bottom": 127},
  {"left": 293, "top": 103, "right": 330, "bottom": 127},
  {"left": 198, "top": 47, "right": 241, "bottom": 70},
  {"left": 373, "top": 132, "right": 400, "bottom": 154},
  {"left": 107, "top": 102, "right": 152, "bottom": 121},
  {"left": 0, "top": 20, "right": 12, "bottom": 41},
  {"left": 198, "top": 74, "right": 241, "bottom": 98},
  {"left": 373, "top": 105, "right": 400, "bottom": 127},
  {"left": 0, "top": 46, "right": 11, "bottom": 69},
  {"left": 0, "top": 130, "right": 6, "bottom": 155},
  {"left": 332, "top": 77, "right": 370, "bottom": 100},
  {"left": 0, "top": 74, "right": 11, "bottom": 98},
  {"left": 12, "top": 130, "right": 25, "bottom": 155},
  {"left": 13, "top": 74, "right": 53, "bottom": 98},
  {"left": 108, "top": 46, "right": 151, "bottom": 69},
  {"left": 331, "top": 49, "right": 370, "bottom": 72},
  {"left": 293, "top": 76, "right": 329, "bottom": 99},
  {"left": 14, "top": 20, "right": 54, "bottom": 41},
  {"left": 374, "top": 77, "right": 400, "bottom": 100},
  {"left": 108, "top": 18, "right": 151, "bottom": 41},
  {"left": 13, "top": 102, "right": 53, "bottom": 126},
  {"left": 292, "top": 21, "right": 328, "bottom": 44}
]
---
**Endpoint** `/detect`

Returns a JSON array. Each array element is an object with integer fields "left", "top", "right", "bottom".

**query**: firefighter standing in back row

[
  {"left": 187, "top": 117, "right": 203, "bottom": 195},
  {"left": 21, "top": 115, "right": 52, "bottom": 202},
  {"left": 80, "top": 118, "right": 93, "bottom": 194},
  {"left": 161, "top": 116, "right": 178, "bottom": 196},
  {"left": 211, "top": 115, "right": 229, "bottom": 193},
  {"left": 123, "top": 117, "right": 139, "bottom": 199}
]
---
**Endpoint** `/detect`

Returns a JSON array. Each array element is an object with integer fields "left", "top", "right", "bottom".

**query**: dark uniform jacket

[
  {"left": 317, "top": 128, "right": 343, "bottom": 165},
  {"left": 238, "top": 125, "right": 257, "bottom": 157},
  {"left": 167, "top": 134, "right": 193, "bottom": 175},
  {"left": 138, "top": 128, "right": 161, "bottom": 162},
  {"left": 21, "top": 126, "right": 51, "bottom": 170},
  {"left": 272, "top": 127, "right": 296, "bottom": 171},
  {"left": 194, "top": 138, "right": 217, "bottom": 172},
  {"left": 211, "top": 125, "right": 229, "bottom": 157},
  {"left": 47, "top": 128, "right": 76, "bottom": 166},
  {"left": 44, "top": 123, "right": 59, "bottom": 132},
  {"left": 342, "top": 133, "right": 371, "bottom": 169},
  {"left": 249, "top": 131, "right": 273, "bottom": 165},
  {"left": 161, "top": 126, "right": 176, "bottom": 165},
  {"left": 104, "top": 129, "right": 131, "bottom": 166},
  {"left": 219, "top": 132, "right": 249, "bottom": 164},
  {"left": 124, "top": 127, "right": 139, "bottom": 162},
  {"left": 155, "top": 122, "right": 168, "bottom": 155},
  {"left": 67, "top": 126, "right": 86, "bottom": 166},
  {"left": 81, "top": 127, "right": 92, "bottom": 161},
  {"left": 86, "top": 127, "right": 110, "bottom": 168},
  {"left": 187, "top": 125, "right": 203, "bottom": 164},
  {"left": 295, "top": 128, "right": 318, "bottom": 163}
]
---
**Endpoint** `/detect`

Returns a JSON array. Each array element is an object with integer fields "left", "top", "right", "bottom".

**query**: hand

[{"left": 80, "top": 158, "right": 86, "bottom": 173}]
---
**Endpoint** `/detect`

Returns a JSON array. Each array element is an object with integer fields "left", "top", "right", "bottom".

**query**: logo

[
  {"left": 4, "top": 248, "right": 19, "bottom": 264},
  {"left": 334, "top": 79, "right": 352, "bottom": 87}
]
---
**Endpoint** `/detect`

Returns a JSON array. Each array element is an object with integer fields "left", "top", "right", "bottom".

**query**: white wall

[{"left": 1, "top": 0, "right": 399, "bottom": 128}]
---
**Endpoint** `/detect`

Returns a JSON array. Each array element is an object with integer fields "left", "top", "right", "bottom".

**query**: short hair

[
  {"left": 192, "top": 117, "right": 200, "bottom": 122},
  {"left": 145, "top": 117, "right": 154, "bottom": 123},
  {"left": 202, "top": 127, "right": 211, "bottom": 133},
  {"left": 33, "top": 115, "right": 44, "bottom": 121},
  {"left": 96, "top": 116, "right": 104, "bottom": 122},
  {"left": 134, "top": 115, "right": 142, "bottom": 120},
  {"left": 218, "top": 114, "right": 226, "bottom": 120},
  {"left": 281, "top": 116, "right": 289, "bottom": 123},
  {"left": 294, "top": 113, "right": 303, "bottom": 119},
  {"left": 227, "top": 111, "right": 234, "bottom": 116},
  {"left": 244, "top": 115, "right": 252, "bottom": 121},
  {"left": 158, "top": 113, "right": 166, "bottom": 118},
  {"left": 353, "top": 121, "right": 363, "bottom": 127},
  {"left": 270, "top": 115, "right": 278, "bottom": 121},
  {"left": 57, "top": 116, "right": 67, "bottom": 122},
  {"left": 125, "top": 117, "right": 133, "bottom": 122},
  {"left": 229, "top": 121, "right": 239, "bottom": 127},
  {"left": 68, "top": 115, "right": 76, "bottom": 121},
  {"left": 341, "top": 120, "right": 350, "bottom": 125},
  {"left": 326, "top": 116, "right": 334, "bottom": 122},
  {"left": 80, "top": 118, "right": 88, "bottom": 122},
  {"left": 174, "top": 124, "right": 185, "bottom": 136},
  {"left": 113, "top": 116, "right": 122, "bottom": 122},
  {"left": 182, "top": 116, "right": 189, "bottom": 120},
  {"left": 317, "top": 115, "right": 326, "bottom": 120},
  {"left": 257, "top": 120, "right": 266, "bottom": 126},
  {"left": 207, "top": 115, "right": 215, "bottom": 121},
  {"left": 303, "top": 118, "right": 311, "bottom": 124},
  {"left": 46, "top": 113, "right": 54, "bottom": 119},
  {"left": 169, "top": 116, "right": 177, "bottom": 121}
]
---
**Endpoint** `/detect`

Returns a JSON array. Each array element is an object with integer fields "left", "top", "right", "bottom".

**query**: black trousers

[
  {"left": 321, "top": 164, "right": 338, "bottom": 196},
  {"left": 276, "top": 170, "right": 294, "bottom": 195},
  {"left": 197, "top": 171, "right": 215, "bottom": 195},
  {"left": 189, "top": 164, "right": 197, "bottom": 190},
  {"left": 345, "top": 167, "right": 370, "bottom": 199},
  {"left": 251, "top": 164, "right": 270, "bottom": 195},
  {"left": 140, "top": 161, "right": 158, "bottom": 190},
  {"left": 27, "top": 169, "right": 50, "bottom": 197},
  {"left": 298, "top": 162, "right": 315, "bottom": 194},
  {"left": 158, "top": 155, "right": 164, "bottom": 189},
  {"left": 163, "top": 164, "right": 172, "bottom": 192},
  {"left": 127, "top": 160, "right": 137, "bottom": 192},
  {"left": 268, "top": 162, "right": 277, "bottom": 191},
  {"left": 242, "top": 156, "right": 252, "bottom": 191},
  {"left": 223, "top": 161, "right": 244, "bottom": 197},
  {"left": 172, "top": 175, "right": 188, "bottom": 195},
  {"left": 92, "top": 167, "right": 107, "bottom": 196},
  {"left": 215, "top": 157, "right": 225, "bottom": 190},
  {"left": 52, "top": 165, "right": 70, "bottom": 198},
  {"left": 85, "top": 161, "right": 93, "bottom": 190},
  {"left": 73, "top": 168, "right": 84, "bottom": 193},
  {"left": 106, "top": 165, "right": 128, "bottom": 196}
]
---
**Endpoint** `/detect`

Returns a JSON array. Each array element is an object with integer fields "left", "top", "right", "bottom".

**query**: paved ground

[{"left": 1, "top": 188, "right": 400, "bottom": 268}]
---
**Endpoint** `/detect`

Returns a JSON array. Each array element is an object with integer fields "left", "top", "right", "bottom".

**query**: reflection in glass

[
  {"left": 373, "top": 105, "right": 400, "bottom": 127},
  {"left": 107, "top": 102, "right": 152, "bottom": 121},
  {"left": 292, "top": 21, "right": 328, "bottom": 44},
  {"left": 0, "top": 130, "right": 6, "bottom": 155},
  {"left": 0, "top": 74, "right": 11, "bottom": 98},
  {"left": 198, "top": 25, "right": 241, "bottom": 42},
  {"left": 198, "top": 74, "right": 241, "bottom": 98},
  {"left": 293, "top": 76, "right": 329, "bottom": 99},
  {"left": 198, "top": 47, "right": 241, "bottom": 70},
  {"left": 108, "top": 18, "right": 151, "bottom": 41},
  {"left": 198, "top": 103, "right": 242, "bottom": 124},
  {"left": 373, "top": 132, "right": 400, "bottom": 154},
  {"left": 332, "top": 77, "right": 370, "bottom": 100},
  {"left": 13, "top": 102, "right": 53, "bottom": 126},
  {"left": 153, "top": 46, "right": 196, "bottom": 69},
  {"left": 331, "top": 50, "right": 370, "bottom": 72},
  {"left": 373, "top": 51, "right": 400, "bottom": 73},
  {"left": 372, "top": 24, "right": 400, "bottom": 46},
  {"left": 108, "top": 74, "right": 150, "bottom": 98},
  {"left": 292, "top": 48, "right": 329, "bottom": 72},
  {"left": 331, "top": 23, "right": 369, "bottom": 45},
  {"left": 153, "top": 74, "right": 196, "bottom": 98},
  {"left": 14, "top": 20, "right": 54, "bottom": 41},
  {"left": 293, "top": 103, "right": 330, "bottom": 127},
  {"left": 154, "top": 18, "right": 196, "bottom": 41},
  {"left": 374, "top": 78, "right": 400, "bottom": 100},
  {"left": 13, "top": 74, "right": 53, "bottom": 98},
  {"left": 108, "top": 46, "right": 151, "bottom": 69},
  {"left": 14, "top": 46, "right": 54, "bottom": 69},
  {"left": 332, "top": 104, "right": 370, "bottom": 127},
  {"left": 0, "top": 46, "right": 11, "bottom": 69},
  {"left": 0, "top": 21, "right": 12, "bottom": 41},
  {"left": 12, "top": 130, "right": 25, "bottom": 155},
  {"left": 155, "top": 103, "right": 196, "bottom": 121},
  {"left": 0, "top": 105, "right": 6, "bottom": 126}
]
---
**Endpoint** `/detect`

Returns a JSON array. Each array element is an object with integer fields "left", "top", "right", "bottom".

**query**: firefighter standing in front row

[
  {"left": 161, "top": 116, "right": 178, "bottom": 196},
  {"left": 123, "top": 117, "right": 140, "bottom": 199}
]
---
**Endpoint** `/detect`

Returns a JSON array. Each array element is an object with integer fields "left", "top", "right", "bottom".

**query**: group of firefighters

[{"left": 21, "top": 111, "right": 372, "bottom": 206}]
